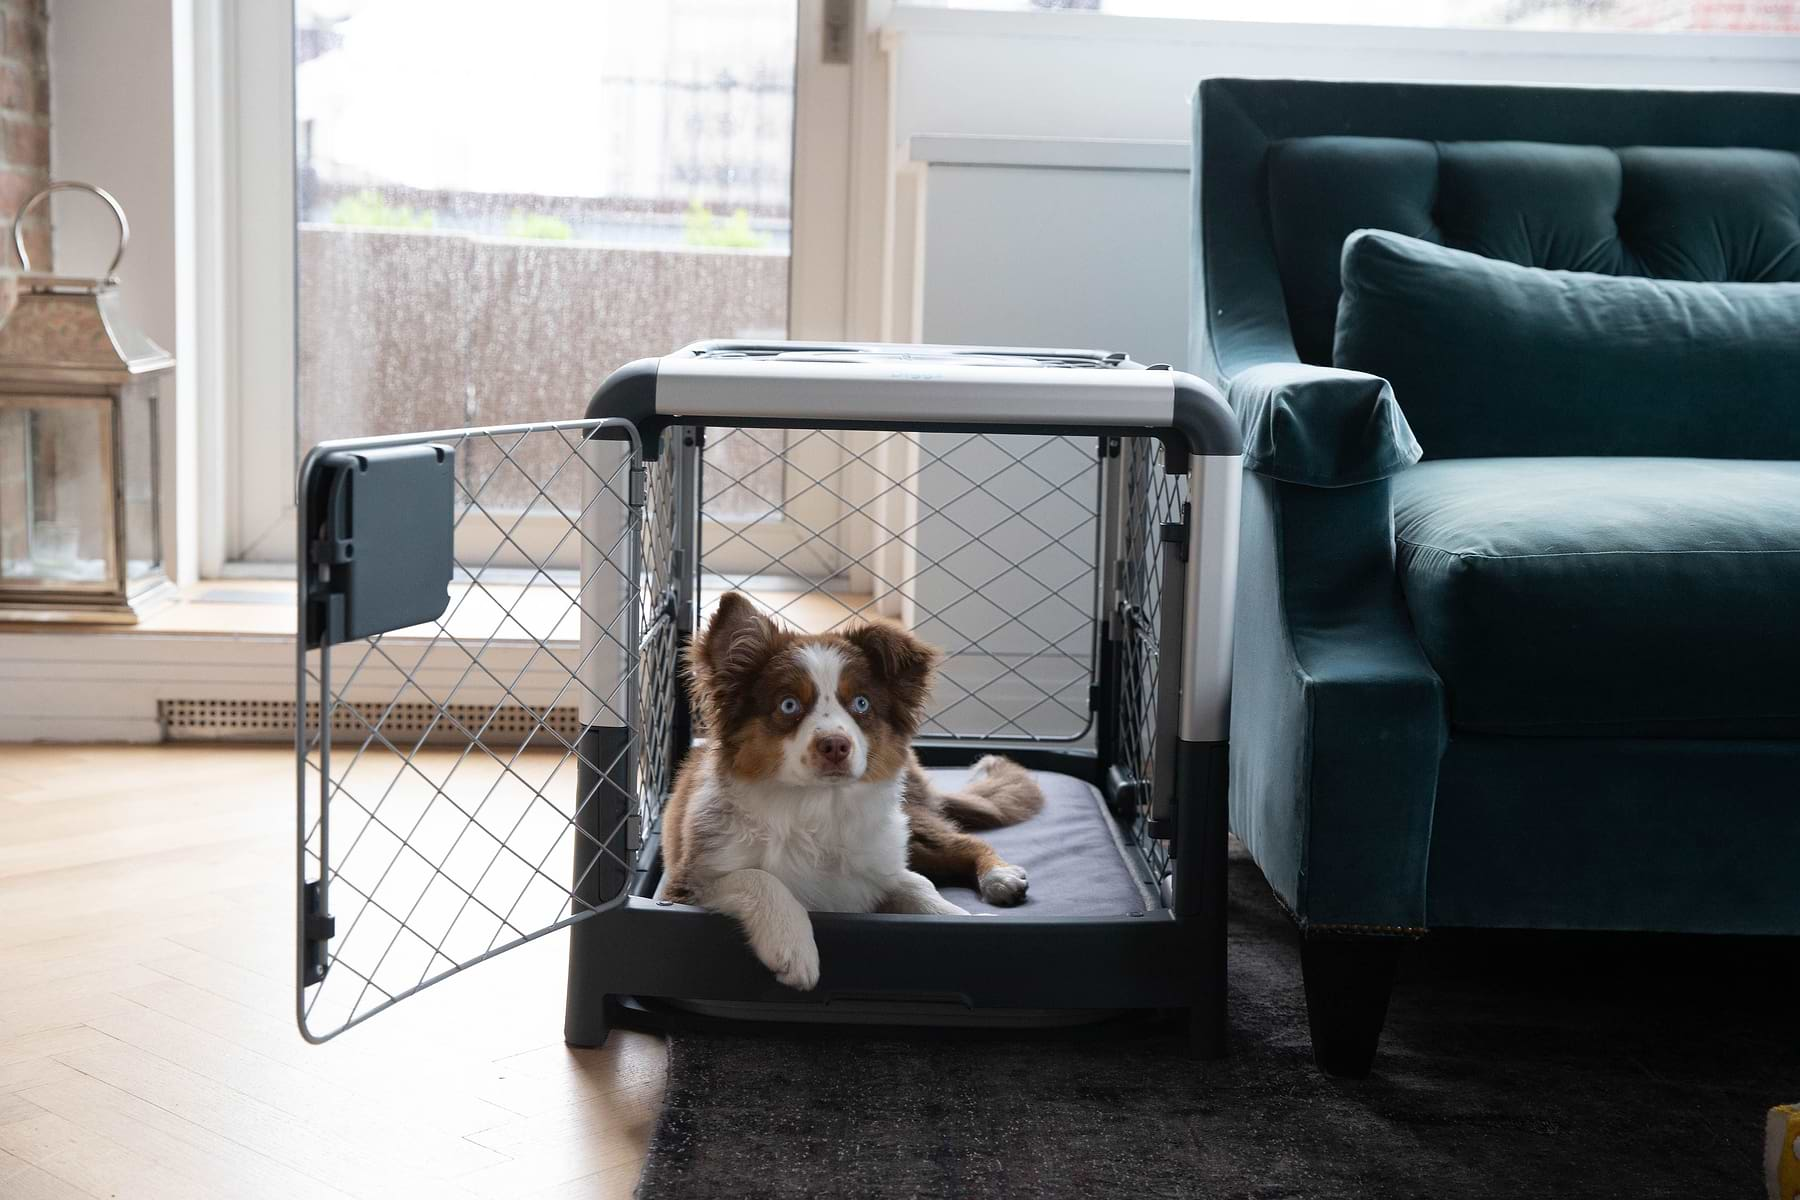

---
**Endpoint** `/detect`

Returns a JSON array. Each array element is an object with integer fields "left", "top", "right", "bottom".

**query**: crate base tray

[
  {"left": 567, "top": 770, "right": 1194, "bottom": 1040},
  {"left": 625, "top": 994, "right": 1124, "bottom": 1030}
]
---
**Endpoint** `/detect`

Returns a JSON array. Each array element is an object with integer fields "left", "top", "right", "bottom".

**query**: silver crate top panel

[{"left": 660, "top": 344, "right": 1175, "bottom": 431}]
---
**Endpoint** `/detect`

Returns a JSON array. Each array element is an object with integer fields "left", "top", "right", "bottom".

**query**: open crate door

[{"left": 295, "top": 417, "right": 672, "bottom": 1042}]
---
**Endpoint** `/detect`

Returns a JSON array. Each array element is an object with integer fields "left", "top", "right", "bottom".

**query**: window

[{"left": 288, "top": 0, "right": 800, "bottom": 569}]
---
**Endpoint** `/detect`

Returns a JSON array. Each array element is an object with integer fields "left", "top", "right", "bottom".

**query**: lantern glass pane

[
  {"left": 0, "top": 401, "right": 115, "bottom": 587},
  {"left": 120, "top": 378, "right": 161, "bottom": 578}
]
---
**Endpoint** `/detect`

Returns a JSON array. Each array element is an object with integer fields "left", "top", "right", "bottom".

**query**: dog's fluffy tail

[{"left": 936, "top": 754, "right": 1045, "bottom": 830}]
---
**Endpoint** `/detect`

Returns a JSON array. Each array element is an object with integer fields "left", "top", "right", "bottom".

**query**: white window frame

[
  {"left": 216, "top": 0, "right": 297, "bottom": 568},
  {"left": 208, "top": 0, "right": 893, "bottom": 574}
]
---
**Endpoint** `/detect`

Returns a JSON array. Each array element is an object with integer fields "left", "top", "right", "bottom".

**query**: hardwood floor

[{"left": 0, "top": 744, "right": 666, "bottom": 1200}]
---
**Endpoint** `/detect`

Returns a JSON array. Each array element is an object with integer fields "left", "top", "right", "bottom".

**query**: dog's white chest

[{"left": 717, "top": 780, "right": 909, "bottom": 912}]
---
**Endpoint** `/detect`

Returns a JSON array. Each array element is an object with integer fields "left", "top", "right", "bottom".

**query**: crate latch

[
  {"left": 301, "top": 444, "right": 456, "bottom": 649},
  {"left": 302, "top": 879, "right": 335, "bottom": 987}
]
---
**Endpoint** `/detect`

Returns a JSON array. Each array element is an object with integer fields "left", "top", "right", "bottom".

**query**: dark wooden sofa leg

[{"left": 1300, "top": 937, "right": 1403, "bottom": 1078}]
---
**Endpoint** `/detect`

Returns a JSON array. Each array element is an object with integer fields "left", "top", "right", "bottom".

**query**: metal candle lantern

[{"left": 0, "top": 182, "right": 173, "bottom": 623}]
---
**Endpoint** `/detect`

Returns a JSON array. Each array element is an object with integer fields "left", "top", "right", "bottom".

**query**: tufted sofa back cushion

[{"left": 1267, "top": 137, "right": 1800, "bottom": 367}]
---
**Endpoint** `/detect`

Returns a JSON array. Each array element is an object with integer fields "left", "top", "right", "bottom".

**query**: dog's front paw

[
  {"left": 978, "top": 864, "right": 1029, "bottom": 906},
  {"left": 754, "top": 928, "right": 820, "bottom": 991}
]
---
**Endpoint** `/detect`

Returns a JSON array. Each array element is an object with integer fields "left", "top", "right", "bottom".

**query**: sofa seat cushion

[{"left": 1393, "top": 457, "right": 1800, "bottom": 737}]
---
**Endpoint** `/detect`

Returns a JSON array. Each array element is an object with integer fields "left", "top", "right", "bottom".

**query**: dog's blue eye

[
  {"left": 778, "top": 696, "right": 801, "bottom": 716},
  {"left": 850, "top": 695, "right": 871, "bottom": 714}
]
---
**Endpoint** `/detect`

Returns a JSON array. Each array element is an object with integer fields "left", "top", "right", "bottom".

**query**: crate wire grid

[
  {"left": 633, "top": 443, "right": 683, "bottom": 849},
  {"left": 301, "top": 417, "right": 1182, "bottom": 1039},
  {"left": 299, "top": 419, "right": 658, "bottom": 1042},
  {"left": 697, "top": 426, "right": 1102, "bottom": 742},
  {"left": 1115, "top": 436, "right": 1187, "bottom": 881}
]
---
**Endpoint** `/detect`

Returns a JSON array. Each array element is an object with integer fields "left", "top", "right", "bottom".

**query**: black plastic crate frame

[{"left": 296, "top": 342, "right": 1241, "bottom": 1054}]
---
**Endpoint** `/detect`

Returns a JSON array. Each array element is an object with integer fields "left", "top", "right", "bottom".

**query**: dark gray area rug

[{"left": 635, "top": 850, "right": 1795, "bottom": 1199}]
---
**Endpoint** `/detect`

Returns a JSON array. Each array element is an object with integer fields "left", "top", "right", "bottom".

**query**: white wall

[
  {"left": 48, "top": 1, "right": 176, "bottom": 352},
  {"left": 891, "top": 9, "right": 1800, "bottom": 144},
  {"left": 920, "top": 157, "right": 1188, "bottom": 367},
  {"left": 48, "top": 0, "right": 192, "bottom": 587},
  {"left": 894, "top": 8, "right": 1800, "bottom": 365}
]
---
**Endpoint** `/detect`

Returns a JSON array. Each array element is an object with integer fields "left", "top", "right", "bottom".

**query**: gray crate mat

[
  {"left": 927, "top": 767, "right": 1155, "bottom": 917},
  {"left": 652, "top": 768, "right": 1154, "bottom": 918}
]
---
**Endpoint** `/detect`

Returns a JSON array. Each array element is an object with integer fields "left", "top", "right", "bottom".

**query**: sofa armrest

[
  {"left": 1228, "top": 363, "right": 1421, "bottom": 489},
  {"left": 1230, "top": 471, "right": 1446, "bottom": 934}
]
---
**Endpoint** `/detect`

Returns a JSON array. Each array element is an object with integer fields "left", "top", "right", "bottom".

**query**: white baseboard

[
  {"left": 0, "top": 629, "right": 1097, "bottom": 745},
  {"left": 0, "top": 631, "right": 295, "bottom": 743}
]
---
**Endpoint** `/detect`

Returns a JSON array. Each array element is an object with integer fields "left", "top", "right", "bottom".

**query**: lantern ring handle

[{"left": 11, "top": 181, "right": 130, "bottom": 280}]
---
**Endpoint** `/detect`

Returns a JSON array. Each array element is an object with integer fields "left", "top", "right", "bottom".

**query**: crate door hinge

[
  {"left": 302, "top": 880, "right": 335, "bottom": 987},
  {"left": 1160, "top": 501, "right": 1191, "bottom": 563},
  {"left": 305, "top": 463, "right": 356, "bottom": 647},
  {"left": 1148, "top": 501, "right": 1191, "bottom": 842}
]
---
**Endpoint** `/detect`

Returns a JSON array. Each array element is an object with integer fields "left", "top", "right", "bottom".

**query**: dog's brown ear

[
  {"left": 686, "top": 593, "right": 778, "bottom": 725},
  {"left": 844, "top": 621, "right": 939, "bottom": 722}
]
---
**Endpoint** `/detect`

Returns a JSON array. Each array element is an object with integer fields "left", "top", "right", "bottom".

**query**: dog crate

[{"left": 296, "top": 342, "right": 1241, "bottom": 1053}]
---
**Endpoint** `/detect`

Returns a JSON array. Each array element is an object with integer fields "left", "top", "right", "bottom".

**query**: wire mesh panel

[
  {"left": 632, "top": 441, "right": 684, "bottom": 850},
  {"left": 696, "top": 427, "right": 1102, "bottom": 742},
  {"left": 297, "top": 418, "right": 654, "bottom": 1042},
  {"left": 1115, "top": 436, "right": 1188, "bottom": 881}
]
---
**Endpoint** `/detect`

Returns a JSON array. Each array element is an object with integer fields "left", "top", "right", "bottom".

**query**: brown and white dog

[{"left": 660, "top": 592, "right": 1044, "bottom": 990}]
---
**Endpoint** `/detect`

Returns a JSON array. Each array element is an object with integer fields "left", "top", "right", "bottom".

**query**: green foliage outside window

[
  {"left": 683, "top": 199, "right": 769, "bottom": 249},
  {"left": 505, "top": 210, "right": 575, "bottom": 241},
  {"left": 327, "top": 190, "right": 437, "bottom": 230}
]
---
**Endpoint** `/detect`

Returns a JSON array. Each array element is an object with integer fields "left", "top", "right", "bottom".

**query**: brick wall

[{"left": 0, "top": 0, "right": 47, "bottom": 274}]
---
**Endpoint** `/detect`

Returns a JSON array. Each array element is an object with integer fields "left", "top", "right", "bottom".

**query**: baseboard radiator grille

[{"left": 159, "top": 699, "right": 581, "bottom": 748}]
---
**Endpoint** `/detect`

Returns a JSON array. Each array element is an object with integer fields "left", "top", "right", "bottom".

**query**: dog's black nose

[{"left": 814, "top": 733, "right": 852, "bottom": 768}]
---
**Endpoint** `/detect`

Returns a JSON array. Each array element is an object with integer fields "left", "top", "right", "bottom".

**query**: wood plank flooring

[{"left": 0, "top": 744, "right": 666, "bottom": 1199}]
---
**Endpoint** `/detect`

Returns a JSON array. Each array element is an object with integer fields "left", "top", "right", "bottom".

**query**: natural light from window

[{"left": 293, "top": 0, "right": 796, "bottom": 520}]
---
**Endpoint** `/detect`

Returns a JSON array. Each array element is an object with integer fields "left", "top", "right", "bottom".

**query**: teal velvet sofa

[{"left": 1192, "top": 78, "right": 1800, "bottom": 1076}]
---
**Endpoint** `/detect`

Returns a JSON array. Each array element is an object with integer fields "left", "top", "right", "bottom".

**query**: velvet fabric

[
  {"left": 1251, "top": 135, "right": 1800, "bottom": 369},
  {"left": 1228, "top": 472, "right": 1445, "bottom": 932},
  {"left": 1334, "top": 231, "right": 1800, "bottom": 461},
  {"left": 1226, "top": 362, "right": 1420, "bottom": 488},
  {"left": 1393, "top": 457, "right": 1800, "bottom": 738},
  {"left": 1196, "top": 77, "right": 1800, "bottom": 943},
  {"left": 1428, "top": 737, "right": 1800, "bottom": 933}
]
